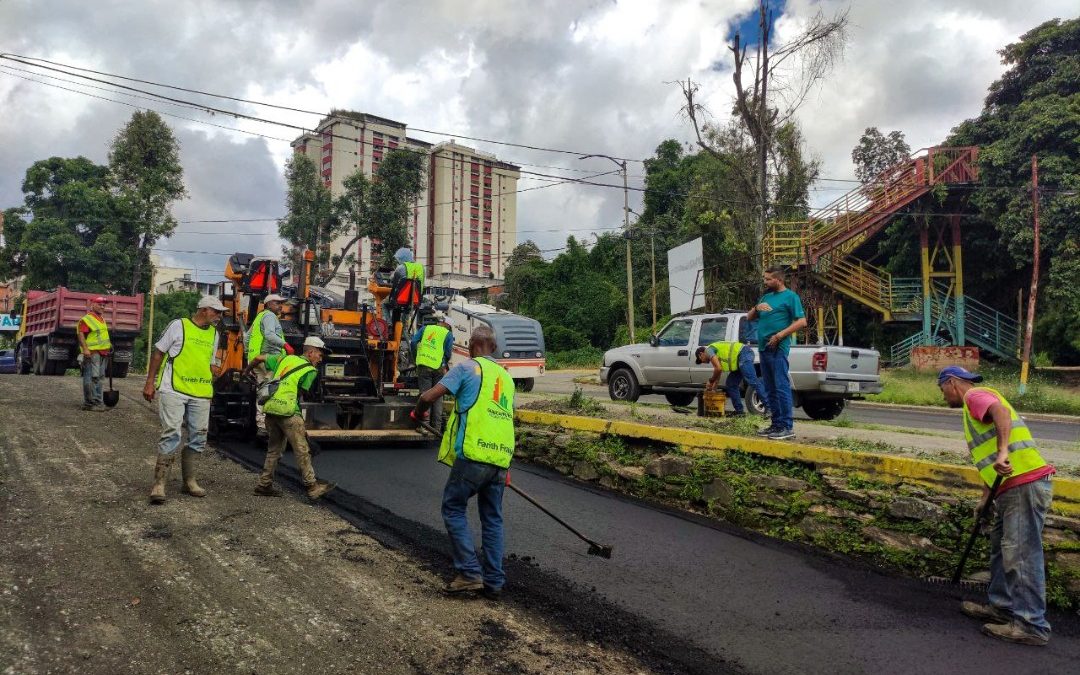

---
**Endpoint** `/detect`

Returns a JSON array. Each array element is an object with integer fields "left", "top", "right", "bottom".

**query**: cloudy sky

[{"left": 1, "top": 0, "right": 1074, "bottom": 283}]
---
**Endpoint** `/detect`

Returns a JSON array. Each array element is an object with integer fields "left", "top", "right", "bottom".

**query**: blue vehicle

[{"left": 0, "top": 349, "right": 16, "bottom": 374}]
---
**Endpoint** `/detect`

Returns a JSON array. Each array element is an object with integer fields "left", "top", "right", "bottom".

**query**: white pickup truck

[{"left": 598, "top": 312, "right": 883, "bottom": 420}]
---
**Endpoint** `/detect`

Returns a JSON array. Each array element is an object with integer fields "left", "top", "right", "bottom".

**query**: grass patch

[
  {"left": 547, "top": 347, "right": 603, "bottom": 371},
  {"left": 805, "top": 418, "right": 952, "bottom": 438},
  {"left": 871, "top": 367, "right": 1080, "bottom": 416}
]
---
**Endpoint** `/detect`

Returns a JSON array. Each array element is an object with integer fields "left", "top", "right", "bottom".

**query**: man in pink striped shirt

[{"left": 939, "top": 365, "right": 1054, "bottom": 646}]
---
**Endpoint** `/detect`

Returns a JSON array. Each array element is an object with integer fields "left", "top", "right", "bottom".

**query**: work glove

[
  {"left": 409, "top": 409, "right": 429, "bottom": 428},
  {"left": 284, "top": 343, "right": 295, "bottom": 355}
]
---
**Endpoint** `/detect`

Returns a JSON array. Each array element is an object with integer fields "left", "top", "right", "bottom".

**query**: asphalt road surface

[
  {"left": 226, "top": 440, "right": 1080, "bottom": 674},
  {"left": 535, "top": 372, "right": 1080, "bottom": 444}
]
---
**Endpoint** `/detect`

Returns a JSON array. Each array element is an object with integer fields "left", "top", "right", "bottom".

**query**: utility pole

[
  {"left": 1019, "top": 154, "right": 1040, "bottom": 395},
  {"left": 650, "top": 229, "right": 657, "bottom": 333},
  {"left": 580, "top": 154, "right": 635, "bottom": 343}
]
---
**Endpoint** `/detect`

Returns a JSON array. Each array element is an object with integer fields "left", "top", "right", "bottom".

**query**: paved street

[{"left": 236, "top": 440, "right": 1080, "bottom": 674}]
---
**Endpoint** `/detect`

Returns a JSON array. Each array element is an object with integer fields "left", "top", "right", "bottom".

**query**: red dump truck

[{"left": 14, "top": 288, "right": 144, "bottom": 377}]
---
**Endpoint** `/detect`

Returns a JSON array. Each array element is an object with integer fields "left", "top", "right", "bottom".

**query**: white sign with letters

[
  {"left": 0, "top": 314, "right": 20, "bottom": 331},
  {"left": 667, "top": 237, "right": 705, "bottom": 315}
]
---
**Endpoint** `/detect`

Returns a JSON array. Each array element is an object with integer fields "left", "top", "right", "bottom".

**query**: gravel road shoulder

[{"left": 0, "top": 374, "right": 656, "bottom": 675}]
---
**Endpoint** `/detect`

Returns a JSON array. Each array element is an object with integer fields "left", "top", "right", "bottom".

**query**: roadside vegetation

[{"left": 870, "top": 367, "right": 1080, "bottom": 416}]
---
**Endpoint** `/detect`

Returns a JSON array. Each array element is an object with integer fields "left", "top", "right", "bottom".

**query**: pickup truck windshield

[{"left": 657, "top": 320, "right": 692, "bottom": 346}]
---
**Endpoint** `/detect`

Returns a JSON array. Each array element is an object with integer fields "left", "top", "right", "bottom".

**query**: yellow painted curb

[{"left": 516, "top": 410, "right": 1080, "bottom": 515}]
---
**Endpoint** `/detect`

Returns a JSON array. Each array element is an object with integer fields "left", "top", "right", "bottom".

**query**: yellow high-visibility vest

[
  {"left": 962, "top": 387, "right": 1047, "bottom": 488},
  {"left": 416, "top": 324, "right": 450, "bottom": 370},
  {"left": 155, "top": 319, "right": 216, "bottom": 399},
  {"left": 439, "top": 357, "right": 515, "bottom": 469},
  {"left": 706, "top": 341, "right": 743, "bottom": 372},
  {"left": 80, "top": 313, "right": 111, "bottom": 351}
]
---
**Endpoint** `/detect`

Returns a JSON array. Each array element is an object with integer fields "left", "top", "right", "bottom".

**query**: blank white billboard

[{"left": 667, "top": 237, "right": 705, "bottom": 315}]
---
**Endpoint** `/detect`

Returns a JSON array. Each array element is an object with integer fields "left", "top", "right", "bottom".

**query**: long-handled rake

[
  {"left": 418, "top": 420, "right": 613, "bottom": 559},
  {"left": 926, "top": 474, "right": 1003, "bottom": 589}
]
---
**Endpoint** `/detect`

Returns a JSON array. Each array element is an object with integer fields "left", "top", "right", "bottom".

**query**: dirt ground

[{"left": 0, "top": 374, "right": 656, "bottom": 675}]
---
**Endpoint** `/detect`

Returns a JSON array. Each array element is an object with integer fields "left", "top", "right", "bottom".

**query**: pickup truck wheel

[
  {"left": 608, "top": 368, "right": 641, "bottom": 402},
  {"left": 802, "top": 398, "right": 845, "bottom": 421},
  {"left": 664, "top": 392, "right": 697, "bottom": 407},
  {"left": 514, "top": 377, "right": 535, "bottom": 393},
  {"left": 744, "top": 388, "right": 768, "bottom": 416}
]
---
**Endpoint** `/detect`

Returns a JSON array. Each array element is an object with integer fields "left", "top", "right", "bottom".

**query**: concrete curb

[
  {"left": 851, "top": 400, "right": 1080, "bottom": 425},
  {"left": 515, "top": 409, "right": 1080, "bottom": 515}
]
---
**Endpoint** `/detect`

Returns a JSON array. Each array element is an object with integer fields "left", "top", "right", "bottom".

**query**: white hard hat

[
  {"left": 303, "top": 336, "right": 331, "bottom": 352},
  {"left": 264, "top": 294, "right": 286, "bottom": 303},
  {"left": 198, "top": 295, "right": 226, "bottom": 311},
  {"left": 432, "top": 311, "right": 446, "bottom": 321}
]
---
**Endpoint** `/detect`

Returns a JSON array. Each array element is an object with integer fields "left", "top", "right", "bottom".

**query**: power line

[{"left": 1, "top": 53, "right": 642, "bottom": 163}]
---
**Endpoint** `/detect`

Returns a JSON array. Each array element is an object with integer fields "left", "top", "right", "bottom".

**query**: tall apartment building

[{"left": 291, "top": 111, "right": 519, "bottom": 294}]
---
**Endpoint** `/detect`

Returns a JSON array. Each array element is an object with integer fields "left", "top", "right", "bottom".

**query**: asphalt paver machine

[{"left": 209, "top": 249, "right": 426, "bottom": 444}]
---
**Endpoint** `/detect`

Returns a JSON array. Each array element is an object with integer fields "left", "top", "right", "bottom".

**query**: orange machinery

[{"left": 209, "top": 249, "right": 425, "bottom": 443}]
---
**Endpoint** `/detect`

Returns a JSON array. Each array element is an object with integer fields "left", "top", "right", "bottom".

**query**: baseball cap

[
  {"left": 197, "top": 295, "right": 227, "bottom": 311},
  {"left": 937, "top": 365, "right": 983, "bottom": 386},
  {"left": 303, "top": 336, "right": 332, "bottom": 352},
  {"left": 432, "top": 311, "right": 446, "bottom": 321},
  {"left": 264, "top": 294, "right": 286, "bottom": 303}
]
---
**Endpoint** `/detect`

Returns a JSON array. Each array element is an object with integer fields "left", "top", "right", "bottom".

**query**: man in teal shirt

[{"left": 746, "top": 266, "right": 806, "bottom": 440}]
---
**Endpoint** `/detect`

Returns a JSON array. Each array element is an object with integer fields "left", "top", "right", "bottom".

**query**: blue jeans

[
  {"left": 725, "top": 348, "right": 768, "bottom": 414},
  {"left": 988, "top": 476, "right": 1053, "bottom": 638},
  {"left": 82, "top": 353, "right": 104, "bottom": 406},
  {"left": 441, "top": 457, "right": 507, "bottom": 590},
  {"left": 157, "top": 390, "right": 211, "bottom": 456},
  {"left": 759, "top": 347, "right": 793, "bottom": 430}
]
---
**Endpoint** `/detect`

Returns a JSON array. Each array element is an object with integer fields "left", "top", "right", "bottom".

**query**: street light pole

[{"left": 580, "top": 154, "right": 634, "bottom": 343}]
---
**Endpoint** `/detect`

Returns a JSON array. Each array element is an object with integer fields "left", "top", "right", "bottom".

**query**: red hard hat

[{"left": 92, "top": 296, "right": 107, "bottom": 304}]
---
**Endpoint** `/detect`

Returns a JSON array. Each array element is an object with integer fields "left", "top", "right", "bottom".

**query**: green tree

[
  {"left": 108, "top": 111, "right": 186, "bottom": 294},
  {"left": 13, "top": 156, "right": 130, "bottom": 291},
  {"left": 851, "top": 127, "right": 911, "bottom": 184},
  {"left": 330, "top": 148, "right": 426, "bottom": 282},
  {"left": 947, "top": 17, "right": 1080, "bottom": 363},
  {"left": 277, "top": 153, "right": 336, "bottom": 279}
]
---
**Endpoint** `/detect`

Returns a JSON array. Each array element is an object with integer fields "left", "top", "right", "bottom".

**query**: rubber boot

[
  {"left": 149, "top": 454, "right": 174, "bottom": 504},
  {"left": 180, "top": 449, "right": 206, "bottom": 498}
]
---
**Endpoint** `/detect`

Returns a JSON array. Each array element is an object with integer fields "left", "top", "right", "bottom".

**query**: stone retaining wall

[{"left": 516, "top": 425, "right": 1080, "bottom": 609}]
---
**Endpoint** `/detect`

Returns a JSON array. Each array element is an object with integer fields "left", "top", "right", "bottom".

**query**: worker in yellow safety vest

[
  {"left": 412, "top": 325, "right": 515, "bottom": 598},
  {"left": 938, "top": 366, "right": 1055, "bottom": 646},
  {"left": 77, "top": 296, "right": 111, "bottom": 412},
  {"left": 410, "top": 311, "right": 454, "bottom": 431},
  {"left": 142, "top": 295, "right": 225, "bottom": 504},
  {"left": 245, "top": 293, "right": 289, "bottom": 436},
  {"left": 244, "top": 336, "right": 336, "bottom": 501},
  {"left": 694, "top": 338, "right": 769, "bottom": 417}
]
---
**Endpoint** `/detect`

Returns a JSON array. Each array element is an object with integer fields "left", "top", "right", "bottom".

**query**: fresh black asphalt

[{"left": 223, "top": 439, "right": 1080, "bottom": 674}]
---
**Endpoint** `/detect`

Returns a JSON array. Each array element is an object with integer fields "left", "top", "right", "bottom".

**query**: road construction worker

[
  {"left": 746, "top": 266, "right": 806, "bottom": 440},
  {"left": 694, "top": 337, "right": 768, "bottom": 417},
  {"left": 244, "top": 336, "right": 335, "bottom": 501},
  {"left": 410, "top": 311, "right": 455, "bottom": 431},
  {"left": 938, "top": 365, "right": 1055, "bottom": 646},
  {"left": 391, "top": 246, "right": 425, "bottom": 295},
  {"left": 77, "top": 296, "right": 111, "bottom": 412},
  {"left": 384, "top": 247, "right": 425, "bottom": 325},
  {"left": 245, "top": 293, "right": 288, "bottom": 436},
  {"left": 142, "top": 295, "right": 225, "bottom": 504},
  {"left": 412, "top": 325, "right": 515, "bottom": 598}
]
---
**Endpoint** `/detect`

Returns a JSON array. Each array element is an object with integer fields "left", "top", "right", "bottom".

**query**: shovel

[
  {"left": 103, "top": 354, "right": 120, "bottom": 408},
  {"left": 417, "top": 420, "right": 614, "bottom": 559}
]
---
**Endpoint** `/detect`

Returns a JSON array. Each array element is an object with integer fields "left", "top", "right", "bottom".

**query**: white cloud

[{"left": 0, "top": 0, "right": 1074, "bottom": 277}]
